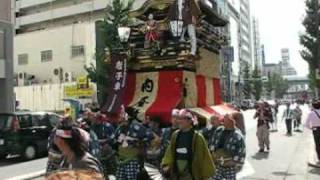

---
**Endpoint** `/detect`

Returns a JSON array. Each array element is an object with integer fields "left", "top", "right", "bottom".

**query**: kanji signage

[{"left": 103, "top": 53, "right": 127, "bottom": 113}]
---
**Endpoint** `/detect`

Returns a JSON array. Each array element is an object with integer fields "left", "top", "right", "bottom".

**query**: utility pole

[
  {"left": 238, "top": 19, "right": 243, "bottom": 104},
  {"left": 0, "top": 0, "right": 14, "bottom": 113},
  {"left": 317, "top": 0, "right": 320, "bottom": 98}
]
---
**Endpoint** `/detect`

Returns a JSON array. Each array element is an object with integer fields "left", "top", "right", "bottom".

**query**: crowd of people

[
  {"left": 305, "top": 100, "right": 320, "bottom": 165},
  {"left": 44, "top": 105, "right": 247, "bottom": 180},
  {"left": 253, "top": 100, "right": 303, "bottom": 153}
]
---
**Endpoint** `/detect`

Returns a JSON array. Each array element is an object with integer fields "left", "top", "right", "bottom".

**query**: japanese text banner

[{"left": 103, "top": 53, "right": 127, "bottom": 113}]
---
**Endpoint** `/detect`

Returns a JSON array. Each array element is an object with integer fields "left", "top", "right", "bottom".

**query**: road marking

[
  {"left": 238, "top": 160, "right": 255, "bottom": 179},
  {"left": 5, "top": 170, "right": 45, "bottom": 180}
]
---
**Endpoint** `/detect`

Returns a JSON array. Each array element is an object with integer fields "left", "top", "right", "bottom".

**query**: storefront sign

[{"left": 64, "top": 86, "right": 94, "bottom": 97}]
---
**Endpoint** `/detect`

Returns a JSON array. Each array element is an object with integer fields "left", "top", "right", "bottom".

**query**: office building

[
  {"left": 14, "top": 0, "right": 109, "bottom": 85},
  {"left": 252, "top": 17, "right": 262, "bottom": 71},
  {"left": 280, "top": 48, "right": 297, "bottom": 76},
  {"left": 226, "top": 0, "right": 253, "bottom": 101}
]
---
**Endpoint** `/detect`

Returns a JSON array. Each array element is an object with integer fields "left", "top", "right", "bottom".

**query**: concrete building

[
  {"left": 262, "top": 63, "right": 281, "bottom": 77},
  {"left": 252, "top": 17, "right": 262, "bottom": 71},
  {"left": 14, "top": 0, "right": 109, "bottom": 85},
  {"left": 0, "top": 0, "right": 14, "bottom": 112},
  {"left": 262, "top": 48, "right": 297, "bottom": 77},
  {"left": 280, "top": 48, "right": 297, "bottom": 76},
  {"left": 227, "top": 0, "right": 253, "bottom": 101},
  {"left": 283, "top": 76, "right": 311, "bottom": 100}
]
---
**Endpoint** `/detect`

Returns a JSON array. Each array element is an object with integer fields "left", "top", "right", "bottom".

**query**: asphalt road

[
  {"left": 0, "top": 157, "right": 46, "bottom": 179},
  {"left": 0, "top": 105, "right": 319, "bottom": 180},
  {"left": 241, "top": 105, "right": 320, "bottom": 180}
]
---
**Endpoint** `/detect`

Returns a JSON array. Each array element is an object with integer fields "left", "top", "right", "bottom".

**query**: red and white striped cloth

[{"left": 122, "top": 70, "right": 224, "bottom": 124}]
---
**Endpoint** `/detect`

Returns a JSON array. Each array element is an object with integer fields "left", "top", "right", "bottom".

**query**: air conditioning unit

[
  {"left": 64, "top": 72, "right": 73, "bottom": 82},
  {"left": 53, "top": 68, "right": 60, "bottom": 76}
]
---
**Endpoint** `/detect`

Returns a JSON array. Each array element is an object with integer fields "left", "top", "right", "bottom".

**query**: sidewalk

[{"left": 242, "top": 106, "right": 320, "bottom": 180}]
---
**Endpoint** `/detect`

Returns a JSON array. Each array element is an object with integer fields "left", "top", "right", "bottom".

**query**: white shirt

[
  {"left": 178, "top": 0, "right": 184, "bottom": 20},
  {"left": 305, "top": 109, "right": 320, "bottom": 129}
]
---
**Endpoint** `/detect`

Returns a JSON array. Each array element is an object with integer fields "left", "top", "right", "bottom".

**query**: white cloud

[{"left": 251, "top": 0, "right": 309, "bottom": 76}]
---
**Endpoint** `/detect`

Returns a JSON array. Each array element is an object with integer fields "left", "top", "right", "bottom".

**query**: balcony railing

[
  {"left": 15, "top": 0, "right": 108, "bottom": 28},
  {"left": 126, "top": 27, "right": 196, "bottom": 71}
]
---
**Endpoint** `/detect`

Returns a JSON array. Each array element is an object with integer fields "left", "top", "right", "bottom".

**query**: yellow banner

[
  {"left": 77, "top": 76, "right": 88, "bottom": 85},
  {"left": 64, "top": 86, "right": 94, "bottom": 97}
]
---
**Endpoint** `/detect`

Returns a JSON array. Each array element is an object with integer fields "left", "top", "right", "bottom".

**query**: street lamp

[
  {"left": 169, "top": 20, "right": 184, "bottom": 38},
  {"left": 118, "top": 27, "right": 131, "bottom": 43}
]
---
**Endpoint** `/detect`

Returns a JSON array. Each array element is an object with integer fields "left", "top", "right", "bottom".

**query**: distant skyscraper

[
  {"left": 281, "top": 48, "right": 290, "bottom": 65},
  {"left": 239, "top": 0, "right": 253, "bottom": 68},
  {"left": 280, "top": 48, "right": 297, "bottom": 76},
  {"left": 227, "top": 0, "right": 252, "bottom": 68},
  {"left": 252, "top": 17, "right": 262, "bottom": 71}
]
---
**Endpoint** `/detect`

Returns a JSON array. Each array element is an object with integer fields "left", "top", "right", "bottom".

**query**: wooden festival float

[{"left": 110, "top": 0, "right": 237, "bottom": 125}]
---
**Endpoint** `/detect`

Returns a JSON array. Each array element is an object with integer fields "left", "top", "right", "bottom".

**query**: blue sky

[{"left": 251, "top": 0, "right": 309, "bottom": 76}]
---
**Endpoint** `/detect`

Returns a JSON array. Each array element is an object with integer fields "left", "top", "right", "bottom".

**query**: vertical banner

[{"left": 102, "top": 53, "right": 127, "bottom": 113}]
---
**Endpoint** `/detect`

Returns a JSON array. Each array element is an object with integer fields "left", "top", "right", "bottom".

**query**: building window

[
  {"left": 41, "top": 50, "right": 52, "bottom": 62},
  {"left": 18, "top": 54, "right": 28, "bottom": 65},
  {"left": 71, "top": 45, "right": 85, "bottom": 57}
]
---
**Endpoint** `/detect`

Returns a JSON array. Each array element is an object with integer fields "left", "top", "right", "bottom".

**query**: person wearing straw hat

[
  {"left": 210, "top": 114, "right": 246, "bottom": 180},
  {"left": 168, "top": 0, "right": 201, "bottom": 59},
  {"left": 161, "top": 109, "right": 215, "bottom": 180}
]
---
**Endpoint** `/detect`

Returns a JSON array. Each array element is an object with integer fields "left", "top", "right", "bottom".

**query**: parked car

[{"left": 0, "top": 112, "right": 61, "bottom": 160}]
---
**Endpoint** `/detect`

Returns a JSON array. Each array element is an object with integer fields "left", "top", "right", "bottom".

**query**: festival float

[{"left": 103, "top": 0, "right": 237, "bottom": 126}]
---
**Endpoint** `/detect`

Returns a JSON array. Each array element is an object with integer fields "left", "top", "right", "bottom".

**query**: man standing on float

[{"left": 168, "top": 0, "right": 201, "bottom": 59}]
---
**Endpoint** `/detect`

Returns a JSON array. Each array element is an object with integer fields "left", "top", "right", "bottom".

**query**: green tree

[
  {"left": 265, "top": 73, "right": 289, "bottom": 99},
  {"left": 272, "top": 73, "right": 289, "bottom": 99},
  {"left": 85, "top": 0, "right": 134, "bottom": 107},
  {"left": 300, "top": 0, "right": 319, "bottom": 95},
  {"left": 264, "top": 73, "right": 273, "bottom": 99},
  {"left": 251, "top": 66, "right": 262, "bottom": 100},
  {"left": 242, "top": 63, "right": 252, "bottom": 99}
]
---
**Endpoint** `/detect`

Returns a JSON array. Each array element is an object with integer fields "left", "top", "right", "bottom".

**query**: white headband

[{"left": 55, "top": 129, "right": 72, "bottom": 138}]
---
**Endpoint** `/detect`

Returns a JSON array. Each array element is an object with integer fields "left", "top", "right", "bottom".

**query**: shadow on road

[
  {"left": 0, "top": 155, "right": 46, "bottom": 168},
  {"left": 272, "top": 171, "right": 295, "bottom": 176},
  {"left": 251, "top": 152, "right": 269, "bottom": 160},
  {"left": 309, "top": 168, "right": 320, "bottom": 175},
  {"left": 0, "top": 156, "right": 24, "bottom": 167}
]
